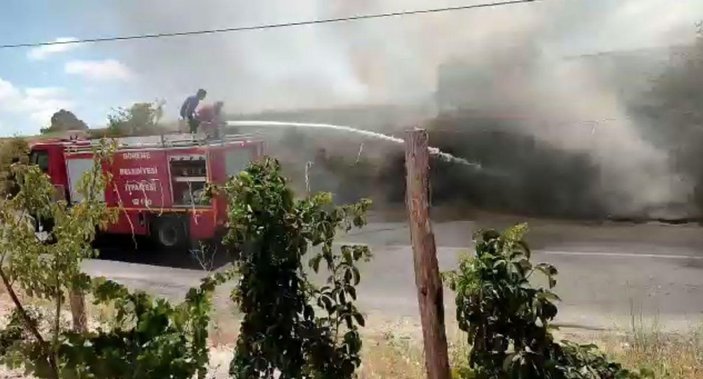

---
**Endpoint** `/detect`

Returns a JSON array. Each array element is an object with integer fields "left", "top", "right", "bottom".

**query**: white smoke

[
  {"left": 526, "top": 55, "right": 691, "bottom": 215},
  {"left": 102, "top": 0, "right": 703, "bottom": 215},
  {"left": 103, "top": 0, "right": 701, "bottom": 109}
]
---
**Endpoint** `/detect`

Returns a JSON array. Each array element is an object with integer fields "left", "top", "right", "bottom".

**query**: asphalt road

[{"left": 84, "top": 216, "right": 703, "bottom": 332}]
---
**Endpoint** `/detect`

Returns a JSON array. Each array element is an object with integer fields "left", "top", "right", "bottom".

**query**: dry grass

[
  {"left": 359, "top": 331, "right": 425, "bottom": 379},
  {"left": 600, "top": 333, "right": 703, "bottom": 378},
  {"left": 360, "top": 321, "right": 703, "bottom": 379},
  {"left": 359, "top": 323, "right": 473, "bottom": 379},
  {"left": 209, "top": 310, "right": 240, "bottom": 348},
  {"left": 588, "top": 304, "right": 703, "bottom": 378},
  {"left": 593, "top": 319, "right": 703, "bottom": 379}
]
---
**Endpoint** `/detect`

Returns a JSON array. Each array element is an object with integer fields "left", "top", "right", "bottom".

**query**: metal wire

[{"left": 0, "top": 1, "right": 539, "bottom": 49}]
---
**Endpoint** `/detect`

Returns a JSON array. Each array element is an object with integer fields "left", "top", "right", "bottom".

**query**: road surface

[{"left": 85, "top": 217, "right": 703, "bottom": 332}]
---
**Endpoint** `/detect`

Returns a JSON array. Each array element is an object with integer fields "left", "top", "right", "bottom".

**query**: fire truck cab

[{"left": 29, "top": 133, "right": 264, "bottom": 248}]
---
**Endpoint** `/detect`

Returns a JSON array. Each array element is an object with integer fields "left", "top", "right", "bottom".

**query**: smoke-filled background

[{"left": 103, "top": 0, "right": 703, "bottom": 219}]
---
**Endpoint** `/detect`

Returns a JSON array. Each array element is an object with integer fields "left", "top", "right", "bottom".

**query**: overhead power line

[{"left": 0, "top": 0, "right": 538, "bottom": 49}]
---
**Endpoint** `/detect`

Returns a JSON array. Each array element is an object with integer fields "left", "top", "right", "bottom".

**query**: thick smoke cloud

[
  {"left": 106, "top": 0, "right": 700, "bottom": 108},
  {"left": 106, "top": 0, "right": 703, "bottom": 217}
]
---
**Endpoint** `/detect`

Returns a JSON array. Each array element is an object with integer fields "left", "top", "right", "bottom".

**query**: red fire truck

[{"left": 28, "top": 133, "right": 264, "bottom": 248}]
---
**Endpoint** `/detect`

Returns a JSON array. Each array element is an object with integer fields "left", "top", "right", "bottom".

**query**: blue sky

[
  {"left": 0, "top": 1, "right": 143, "bottom": 136},
  {"left": 1, "top": 0, "right": 701, "bottom": 137}
]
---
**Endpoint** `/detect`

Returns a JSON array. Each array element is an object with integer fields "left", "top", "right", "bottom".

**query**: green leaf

[
  {"left": 351, "top": 267, "right": 360, "bottom": 286},
  {"left": 549, "top": 277, "right": 557, "bottom": 289},
  {"left": 353, "top": 311, "right": 365, "bottom": 327},
  {"left": 342, "top": 246, "right": 353, "bottom": 264},
  {"left": 353, "top": 246, "right": 363, "bottom": 260},
  {"left": 303, "top": 305, "right": 314, "bottom": 320},
  {"left": 347, "top": 286, "right": 357, "bottom": 301},
  {"left": 321, "top": 295, "right": 334, "bottom": 313},
  {"left": 535, "top": 263, "right": 558, "bottom": 277},
  {"left": 309, "top": 255, "right": 322, "bottom": 272},
  {"left": 538, "top": 290, "right": 561, "bottom": 302}
]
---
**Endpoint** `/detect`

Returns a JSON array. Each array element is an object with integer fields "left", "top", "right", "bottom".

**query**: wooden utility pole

[{"left": 404, "top": 129, "right": 451, "bottom": 379}]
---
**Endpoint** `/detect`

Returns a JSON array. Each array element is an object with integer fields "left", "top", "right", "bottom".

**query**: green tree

[
  {"left": 0, "top": 142, "right": 114, "bottom": 377},
  {"left": 0, "top": 141, "right": 219, "bottom": 378},
  {"left": 0, "top": 137, "right": 29, "bottom": 198},
  {"left": 40, "top": 110, "right": 89, "bottom": 134},
  {"left": 445, "top": 224, "right": 653, "bottom": 378},
  {"left": 221, "top": 158, "right": 372, "bottom": 379},
  {"left": 107, "top": 102, "right": 164, "bottom": 137},
  {"left": 153, "top": 98, "right": 166, "bottom": 125}
]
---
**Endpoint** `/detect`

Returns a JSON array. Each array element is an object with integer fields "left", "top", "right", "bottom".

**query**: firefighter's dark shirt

[{"left": 180, "top": 95, "right": 200, "bottom": 120}]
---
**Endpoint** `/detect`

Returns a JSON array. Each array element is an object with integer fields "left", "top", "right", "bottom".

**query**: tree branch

[
  {"left": 0, "top": 268, "right": 43, "bottom": 344},
  {"left": 0, "top": 266, "right": 59, "bottom": 379},
  {"left": 52, "top": 277, "right": 61, "bottom": 375}
]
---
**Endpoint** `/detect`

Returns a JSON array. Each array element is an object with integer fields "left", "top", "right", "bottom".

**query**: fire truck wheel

[{"left": 153, "top": 216, "right": 188, "bottom": 249}]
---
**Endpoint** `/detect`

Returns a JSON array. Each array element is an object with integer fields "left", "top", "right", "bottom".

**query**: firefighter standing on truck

[
  {"left": 179, "top": 89, "right": 207, "bottom": 133},
  {"left": 196, "top": 101, "right": 224, "bottom": 138}
]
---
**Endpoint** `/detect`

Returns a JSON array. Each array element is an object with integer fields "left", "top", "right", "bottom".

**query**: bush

[
  {"left": 444, "top": 224, "right": 652, "bottom": 378},
  {"left": 107, "top": 102, "right": 166, "bottom": 137},
  {"left": 0, "top": 276, "right": 225, "bottom": 379},
  {"left": 0, "top": 144, "right": 220, "bottom": 379},
  {"left": 0, "top": 138, "right": 29, "bottom": 198},
  {"left": 221, "top": 158, "right": 372, "bottom": 378}
]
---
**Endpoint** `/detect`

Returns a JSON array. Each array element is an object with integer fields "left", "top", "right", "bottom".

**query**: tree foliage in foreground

[
  {"left": 445, "top": 224, "right": 654, "bottom": 379},
  {"left": 221, "top": 158, "right": 372, "bottom": 379},
  {"left": 0, "top": 152, "right": 373, "bottom": 378},
  {"left": 0, "top": 137, "right": 29, "bottom": 198},
  {"left": 0, "top": 142, "right": 219, "bottom": 378}
]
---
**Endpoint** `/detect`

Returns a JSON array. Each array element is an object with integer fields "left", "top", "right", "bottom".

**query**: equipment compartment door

[{"left": 169, "top": 153, "right": 209, "bottom": 207}]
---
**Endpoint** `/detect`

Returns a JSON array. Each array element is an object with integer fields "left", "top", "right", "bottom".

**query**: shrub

[
  {"left": 107, "top": 102, "right": 166, "bottom": 137},
  {"left": 221, "top": 158, "right": 372, "bottom": 379},
  {"left": 0, "top": 142, "right": 221, "bottom": 379},
  {"left": 0, "top": 276, "right": 226, "bottom": 379},
  {"left": 444, "top": 224, "right": 652, "bottom": 378},
  {"left": 0, "top": 137, "right": 29, "bottom": 198}
]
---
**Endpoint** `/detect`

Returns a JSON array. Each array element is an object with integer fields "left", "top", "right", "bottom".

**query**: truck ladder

[{"left": 64, "top": 132, "right": 261, "bottom": 153}]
